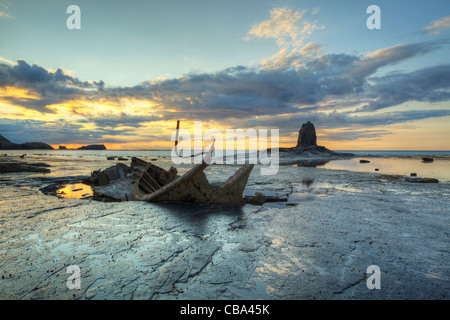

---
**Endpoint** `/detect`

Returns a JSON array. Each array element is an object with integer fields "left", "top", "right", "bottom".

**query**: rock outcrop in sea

[
  {"left": 296, "top": 121, "right": 317, "bottom": 148},
  {"left": 279, "top": 121, "right": 354, "bottom": 166},
  {"left": 77, "top": 144, "right": 107, "bottom": 150}
]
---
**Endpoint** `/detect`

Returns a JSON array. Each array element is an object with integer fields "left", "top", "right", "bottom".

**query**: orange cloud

[{"left": 0, "top": 86, "right": 40, "bottom": 100}]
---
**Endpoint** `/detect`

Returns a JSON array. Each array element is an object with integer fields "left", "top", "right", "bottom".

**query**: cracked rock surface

[{"left": 0, "top": 157, "right": 449, "bottom": 300}]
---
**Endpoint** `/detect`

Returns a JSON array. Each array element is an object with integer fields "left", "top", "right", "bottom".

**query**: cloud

[
  {"left": 4, "top": 40, "right": 447, "bottom": 120},
  {"left": 361, "top": 64, "right": 450, "bottom": 111},
  {"left": 0, "top": 1, "right": 13, "bottom": 19},
  {"left": 0, "top": 119, "right": 98, "bottom": 144},
  {"left": 261, "top": 42, "right": 322, "bottom": 70},
  {"left": 2, "top": 40, "right": 447, "bottom": 121},
  {"left": 82, "top": 112, "right": 162, "bottom": 128},
  {"left": 424, "top": 16, "right": 450, "bottom": 35},
  {"left": 0, "top": 11, "right": 11, "bottom": 18},
  {"left": 349, "top": 40, "right": 448, "bottom": 80},
  {"left": 319, "top": 129, "right": 390, "bottom": 142},
  {"left": 131, "top": 40, "right": 449, "bottom": 133},
  {"left": 145, "top": 40, "right": 449, "bottom": 130},
  {"left": 0, "top": 117, "right": 156, "bottom": 145},
  {"left": 0, "top": 60, "right": 102, "bottom": 112},
  {"left": 1, "top": 37, "right": 449, "bottom": 145},
  {"left": 244, "top": 7, "right": 323, "bottom": 47},
  {"left": 226, "top": 108, "right": 450, "bottom": 140},
  {"left": 244, "top": 8, "right": 323, "bottom": 70},
  {"left": 0, "top": 56, "right": 14, "bottom": 65}
]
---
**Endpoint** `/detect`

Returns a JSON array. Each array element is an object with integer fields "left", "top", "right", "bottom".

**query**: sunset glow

[{"left": 1, "top": 0, "right": 449, "bottom": 150}]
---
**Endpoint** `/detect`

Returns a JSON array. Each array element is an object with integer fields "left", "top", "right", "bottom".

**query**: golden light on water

[{"left": 56, "top": 183, "right": 93, "bottom": 199}]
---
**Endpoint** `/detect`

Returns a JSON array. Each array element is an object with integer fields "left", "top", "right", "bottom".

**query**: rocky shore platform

[{"left": 0, "top": 157, "right": 448, "bottom": 300}]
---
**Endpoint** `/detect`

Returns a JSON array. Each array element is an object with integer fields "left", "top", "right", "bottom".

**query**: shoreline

[
  {"left": 2, "top": 151, "right": 450, "bottom": 183},
  {"left": 0, "top": 156, "right": 449, "bottom": 299}
]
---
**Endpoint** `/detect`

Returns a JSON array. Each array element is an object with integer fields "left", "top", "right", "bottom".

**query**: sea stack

[
  {"left": 296, "top": 121, "right": 317, "bottom": 148},
  {"left": 277, "top": 121, "right": 354, "bottom": 164}
]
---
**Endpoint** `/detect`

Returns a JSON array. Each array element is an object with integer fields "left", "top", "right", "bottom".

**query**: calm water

[
  {"left": 318, "top": 157, "right": 450, "bottom": 182},
  {"left": 332, "top": 150, "right": 450, "bottom": 182},
  {"left": 5, "top": 149, "right": 450, "bottom": 159},
  {"left": 3, "top": 149, "right": 450, "bottom": 182},
  {"left": 335, "top": 150, "right": 450, "bottom": 157}
]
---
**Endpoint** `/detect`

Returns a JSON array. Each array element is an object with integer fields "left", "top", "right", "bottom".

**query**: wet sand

[{"left": 0, "top": 155, "right": 449, "bottom": 300}]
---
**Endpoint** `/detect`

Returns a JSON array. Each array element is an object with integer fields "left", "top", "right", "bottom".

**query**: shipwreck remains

[
  {"left": 134, "top": 160, "right": 254, "bottom": 205},
  {"left": 83, "top": 157, "right": 254, "bottom": 205},
  {"left": 83, "top": 120, "right": 254, "bottom": 205}
]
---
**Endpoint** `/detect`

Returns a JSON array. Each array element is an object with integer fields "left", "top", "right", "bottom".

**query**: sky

[{"left": 0, "top": 0, "right": 449, "bottom": 150}]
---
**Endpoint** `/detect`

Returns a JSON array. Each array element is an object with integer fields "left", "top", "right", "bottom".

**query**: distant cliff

[
  {"left": 77, "top": 144, "right": 107, "bottom": 150},
  {"left": 0, "top": 134, "right": 54, "bottom": 150}
]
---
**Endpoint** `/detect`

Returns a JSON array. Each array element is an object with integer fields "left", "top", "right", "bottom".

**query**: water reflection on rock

[{"left": 293, "top": 159, "right": 332, "bottom": 167}]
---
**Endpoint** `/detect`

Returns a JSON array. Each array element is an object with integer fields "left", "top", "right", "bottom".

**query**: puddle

[{"left": 56, "top": 183, "right": 93, "bottom": 199}]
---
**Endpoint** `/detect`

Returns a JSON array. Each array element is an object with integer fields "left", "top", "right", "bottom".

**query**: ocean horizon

[{"left": 4, "top": 149, "right": 450, "bottom": 155}]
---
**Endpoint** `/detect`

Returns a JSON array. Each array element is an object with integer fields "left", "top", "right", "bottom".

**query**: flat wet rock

[
  {"left": 0, "top": 163, "right": 449, "bottom": 300},
  {"left": 0, "top": 161, "right": 51, "bottom": 173}
]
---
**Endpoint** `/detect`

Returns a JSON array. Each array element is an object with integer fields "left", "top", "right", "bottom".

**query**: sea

[
  {"left": 3, "top": 149, "right": 450, "bottom": 183},
  {"left": 322, "top": 150, "right": 450, "bottom": 182}
]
